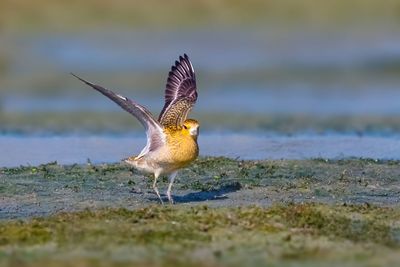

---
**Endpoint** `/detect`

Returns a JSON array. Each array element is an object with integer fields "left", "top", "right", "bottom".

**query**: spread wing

[
  {"left": 71, "top": 73, "right": 165, "bottom": 157},
  {"left": 158, "top": 54, "right": 197, "bottom": 127}
]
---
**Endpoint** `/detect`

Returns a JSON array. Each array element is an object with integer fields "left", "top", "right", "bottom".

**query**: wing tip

[
  {"left": 165, "top": 53, "right": 197, "bottom": 88},
  {"left": 183, "top": 53, "right": 194, "bottom": 74},
  {"left": 70, "top": 72, "right": 79, "bottom": 79},
  {"left": 70, "top": 72, "right": 94, "bottom": 86},
  {"left": 183, "top": 53, "right": 190, "bottom": 62},
  {"left": 175, "top": 53, "right": 195, "bottom": 74}
]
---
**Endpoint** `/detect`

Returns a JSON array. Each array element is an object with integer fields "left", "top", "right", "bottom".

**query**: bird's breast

[{"left": 165, "top": 131, "right": 199, "bottom": 167}]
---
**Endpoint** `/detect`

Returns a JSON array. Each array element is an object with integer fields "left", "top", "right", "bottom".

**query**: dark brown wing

[
  {"left": 158, "top": 54, "right": 197, "bottom": 127},
  {"left": 71, "top": 73, "right": 165, "bottom": 155}
]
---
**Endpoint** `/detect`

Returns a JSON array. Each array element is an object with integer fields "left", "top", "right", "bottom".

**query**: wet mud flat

[{"left": 1, "top": 157, "right": 400, "bottom": 266}]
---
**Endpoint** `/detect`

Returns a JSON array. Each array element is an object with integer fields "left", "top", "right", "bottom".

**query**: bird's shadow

[{"left": 148, "top": 182, "right": 242, "bottom": 203}]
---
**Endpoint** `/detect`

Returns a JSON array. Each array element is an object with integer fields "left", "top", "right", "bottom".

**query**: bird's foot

[
  {"left": 153, "top": 180, "right": 164, "bottom": 205},
  {"left": 154, "top": 190, "right": 164, "bottom": 205},
  {"left": 167, "top": 190, "right": 174, "bottom": 204}
]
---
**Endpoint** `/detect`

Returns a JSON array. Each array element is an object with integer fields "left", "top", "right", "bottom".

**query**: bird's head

[{"left": 182, "top": 119, "right": 200, "bottom": 138}]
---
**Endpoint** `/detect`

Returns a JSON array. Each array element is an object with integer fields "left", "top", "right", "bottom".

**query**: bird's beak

[{"left": 190, "top": 127, "right": 199, "bottom": 136}]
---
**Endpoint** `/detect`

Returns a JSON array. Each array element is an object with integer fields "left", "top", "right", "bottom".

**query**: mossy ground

[
  {"left": 0, "top": 204, "right": 400, "bottom": 267},
  {"left": 1, "top": 157, "right": 400, "bottom": 219},
  {"left": 1, "top": 157, "right": 400, "bottom": 266}
]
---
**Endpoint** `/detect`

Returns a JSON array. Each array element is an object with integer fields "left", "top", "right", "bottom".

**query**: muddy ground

[
  {"left": 1, "top": 157, "right": 400, "bottom": 219},
  {"left": 1, "top": 157, "right": 400, "bottom": 267},
  {"left": 0, "top": 158, "right": 400, "bottom": 266}
]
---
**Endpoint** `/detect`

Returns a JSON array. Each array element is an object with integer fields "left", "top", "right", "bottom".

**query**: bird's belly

[
  {"left": 169, "top": 140, "right": 198, "bottom": 163},
  {"left": 154, "top": 139, "right": 198, "bottom": 171},
  {"left": 126, "top": 137, "right": 198, "bottom": 175}
]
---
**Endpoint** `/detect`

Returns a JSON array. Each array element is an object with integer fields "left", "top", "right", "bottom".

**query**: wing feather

[
  {"left": 71, "top": 73, "right": 165, "bottom": 155},
  {"left": 158, "top": 54, "right": 197, "bottom": 127}
]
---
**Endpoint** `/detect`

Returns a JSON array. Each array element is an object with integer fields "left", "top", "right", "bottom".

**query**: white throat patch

[{"left": 189, "top": 126, "right": 199, "bottom": 136}]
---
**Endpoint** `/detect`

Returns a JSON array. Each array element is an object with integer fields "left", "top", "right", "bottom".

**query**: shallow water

[{"left": 1, "top": 133, "right": 400, "bottom": 167}]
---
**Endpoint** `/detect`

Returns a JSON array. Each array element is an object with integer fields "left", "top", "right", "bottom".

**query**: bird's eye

[{"left": 183, "top": 125, "right": 188, "bottom": 129}]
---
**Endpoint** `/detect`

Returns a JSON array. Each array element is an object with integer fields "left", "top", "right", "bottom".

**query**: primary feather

[
  {"left": 70, "top": 73, "right": 165, "bottom": 156},
  {"left": 159, "top": 54, "right": 197, "bottom": 127}
]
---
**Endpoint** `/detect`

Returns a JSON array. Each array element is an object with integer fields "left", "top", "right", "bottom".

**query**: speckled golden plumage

[
  {"left": 164, "top": 120, "right": 199, "bottom": 169},
  {"left": 72, "top": 54, "right": 199, "bottom": 204},
  {"left": 126, "top": 120, "right": 199, "bottom": 174}
]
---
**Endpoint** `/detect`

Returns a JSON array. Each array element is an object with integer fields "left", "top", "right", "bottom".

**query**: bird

[{"left": 71, "top": 54, "right": 199, "bottom": 204}]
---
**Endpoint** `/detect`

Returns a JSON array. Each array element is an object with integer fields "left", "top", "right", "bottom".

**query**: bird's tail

[{"left": 122, "top": 155, "right": 140, "bottom": 164}]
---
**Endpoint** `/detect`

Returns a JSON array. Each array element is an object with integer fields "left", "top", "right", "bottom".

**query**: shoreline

[{"left": 1, "top": 133, "right": 400, "bottom": 167}]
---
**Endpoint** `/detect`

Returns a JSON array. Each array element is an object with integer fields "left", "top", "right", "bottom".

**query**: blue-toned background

[{"left": 1, "top": 0, "right": 400, "bottom": 165}]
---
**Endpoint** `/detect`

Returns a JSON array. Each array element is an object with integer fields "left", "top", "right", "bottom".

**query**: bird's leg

[
  {"left": 153, "top": 172, "right": 163, "bottom": 205},
  {"left": 167, "top": 171, "right": 178, "bottom": 204}
]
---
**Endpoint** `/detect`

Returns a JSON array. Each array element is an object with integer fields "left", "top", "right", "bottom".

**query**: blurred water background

[{"left": 1, "top": 0, "right": 400, "bottom": 165}]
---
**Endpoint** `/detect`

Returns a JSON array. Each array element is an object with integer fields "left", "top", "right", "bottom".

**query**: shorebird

[{"left": 72, "top": 54, "right": 199, "bottom": 204}]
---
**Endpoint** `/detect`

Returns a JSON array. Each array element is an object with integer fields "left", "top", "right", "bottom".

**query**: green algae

[{"left": 0, "top": 204, "right": 400, "bottom": 267}]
